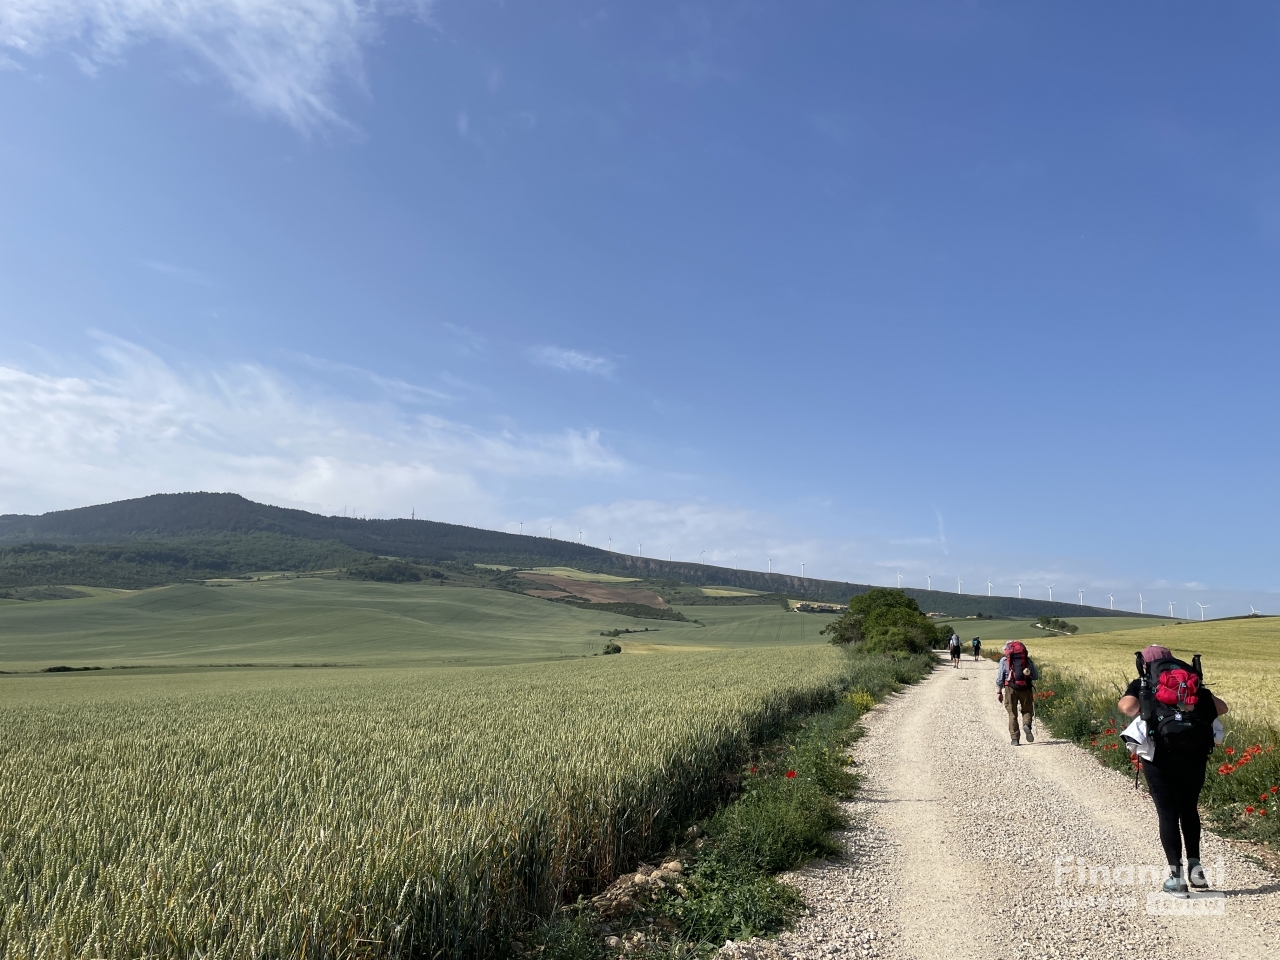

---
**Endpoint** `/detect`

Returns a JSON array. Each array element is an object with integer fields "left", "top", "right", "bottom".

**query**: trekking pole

[{"left": 1133, "top": 651, "right": 1146, "bottom": 790}]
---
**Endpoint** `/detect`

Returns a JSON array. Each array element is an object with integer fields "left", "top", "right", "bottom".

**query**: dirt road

[{"left": 724, "top": 655, "right": 1280, "bottom": 959}]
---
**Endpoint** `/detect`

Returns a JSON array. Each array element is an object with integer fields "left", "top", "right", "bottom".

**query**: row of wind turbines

[
  {"left": 895, "top": 569, "right": 1226, "bottom": 620},
  {"left": 520, "top": 522, "right": 1251, "bottom": 622}
]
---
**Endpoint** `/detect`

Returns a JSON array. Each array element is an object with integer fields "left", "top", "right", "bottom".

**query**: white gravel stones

[{"left": 719, "top": 655, "right": 1280, "bottom": 959}]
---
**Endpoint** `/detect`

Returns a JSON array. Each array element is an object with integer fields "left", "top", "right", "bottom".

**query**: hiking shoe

[
  {"left": 1187, "top": 860, "right": 1210, "bottom": 890},
  {"left": 1010, "top": 737, "right": 1020, "bottom": 746},
  {"left": 1163, "top": 871, "right": 1189, "bottom": 896},
  {"left": 1023, "top": 722, "right": 1035, "bottom": 743}
]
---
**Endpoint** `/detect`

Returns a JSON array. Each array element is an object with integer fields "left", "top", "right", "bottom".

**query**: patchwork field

[{"left": 0, "top": 579, "right": 837, "bottom": 672}]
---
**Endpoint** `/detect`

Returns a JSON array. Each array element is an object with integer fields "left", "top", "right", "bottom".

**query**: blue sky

[{"left": 1, "top": 1, "right": 1278, "bottom": 614}]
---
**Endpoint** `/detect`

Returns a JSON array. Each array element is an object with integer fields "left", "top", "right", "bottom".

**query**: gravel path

[{"left": 722, "top": 655, "right": 1280, "bottom": 959}]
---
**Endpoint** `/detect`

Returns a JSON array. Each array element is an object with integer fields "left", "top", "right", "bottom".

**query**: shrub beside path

[{"left": 721, "top": 655, "right": 1280, "bottom": 959}]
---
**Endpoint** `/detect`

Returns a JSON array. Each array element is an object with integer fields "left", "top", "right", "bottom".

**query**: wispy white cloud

[
  {"left": 137, "top": 259, "right": 212, "bottom": 285},
  {"left": 291, "top": 353, "right": 454, "bottom": 404},
  {"left": 0, "top": 336, "right": 622, "bottom": 519},
  {"left": 531, "top": 345, "right": 615, "bottom": 376},
  {"left": 0, "top": 0, "right": 430, "bottom": 131}
]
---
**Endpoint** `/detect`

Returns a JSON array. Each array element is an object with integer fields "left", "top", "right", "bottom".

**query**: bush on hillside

[
  {"left": 1035, "top": 615, "right": 1078, "bottom": 634},
  {"left": 821, "top": 588, "right": 941, "bottom": 654},
  {"left": 345, "top": 560, "right": 437, "bottom": 583}
]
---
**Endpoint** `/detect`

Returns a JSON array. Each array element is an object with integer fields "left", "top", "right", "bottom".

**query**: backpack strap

[{"left": 1135, "top": 651, "right": 1155, "bottom": 725}]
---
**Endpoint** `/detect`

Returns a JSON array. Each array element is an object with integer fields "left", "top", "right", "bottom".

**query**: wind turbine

[
  {"left": 519, "top": 522, "right": 523, "bottom": 535},
  {"left": 1197, "top": 602, "right": 1208, "bottom": 621},
  {"left": 608, "top": 536, "right": 612, "bottom": 552},
  {"left": 1079, "top": 589, "right": 1084, "bottom": 606},
  {"left": 1016, "top": 582, "right": 1022, "bottom": 599},
  {"left": 897, "top": 569, "right": 903, "bottom": 588},
  {"left": 768, "top": 558, "right": 772, "bottom": 574},
  {"left": 927, "top": 575, "right": 932, "bottom": 591},
  {"left": 957, "top": 577, "right": 963, "bottom": 594},
  {"left": 1139, "top": 593, "right": 1145, "bottom": 615},
  {"left": 987, "top": 580, "right": 993, "bottom": 597},
  {"left": 549, "top": 526, "right": 553, "bottom": 539},
  {"left": 1168, "top": 601, "right": 1175, "bottom": 618},
  {"left": 801, "top": 562, "right": 805, "bottom": 578},
  {"left": 638, "top": 542, "right": 642, "bottom": 558},
  {"left": 1250, "top": 604, "right": 1259, "bottom": 616},
  {"left": 699, "top": 550, "right": 705, "bottom": 564},
  {"left": 1109, "top": 593, "right": 1114, "bottom": 610},
  {"left": 1048, "top": 584, "right": 1055, "bottom": 602}
]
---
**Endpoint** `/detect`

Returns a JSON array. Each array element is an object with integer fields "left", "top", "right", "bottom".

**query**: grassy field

[
  {"left": 0, "top": 645, "right": 858, "bottom": 960},
  {"left": 526, "top": 566, "right": 639, "bottom": 582},
  {"left": 0, "top": 579, "right": 836, "bottom": 672},
  {"left": 936, "top": 615, "right": 1178, "bottom": 646},
  {"left": 1029, "top": 617, "right": 1280, "bottom": 726}
]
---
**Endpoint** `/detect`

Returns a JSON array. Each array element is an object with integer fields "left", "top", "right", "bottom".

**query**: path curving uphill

[{"left": 723, "top": 655, "right": 1280, "bottom": 959}]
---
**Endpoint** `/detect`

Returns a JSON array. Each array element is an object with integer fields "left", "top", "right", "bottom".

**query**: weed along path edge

[{"left": 724, "top": 655, "right": 1280, "bottom": 960}]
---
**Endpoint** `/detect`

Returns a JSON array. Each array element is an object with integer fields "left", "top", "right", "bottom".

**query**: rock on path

[{"left": 721, "top": 654, "right": 1280, "bottom": 959}]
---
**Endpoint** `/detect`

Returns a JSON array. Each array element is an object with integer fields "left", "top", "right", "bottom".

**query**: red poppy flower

[
  {"left": 1245, "top": 806, "right": 1254, "bottom": 814},
  {"left": 1091, "top": 740, "right": 1098, "bottom": 747},
  {"left": 785, "top": 770, "right": 797, "bottom": 779},
  {"left": 1271, "top": 786, "right": 1278, "bottom": 794},
  {"left": 749, "top": 765, "right": 757, "bottom": 774},
  {"left": 1260, "top": 809, "right": 1269, "bottom": 816},
  {"left": 1225, "top": 747, "right": 1235, "bottom": 755}
]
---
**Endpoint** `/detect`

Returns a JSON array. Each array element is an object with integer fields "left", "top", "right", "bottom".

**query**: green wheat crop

[{"left": 0, "top": 646, "right": 851, "bottom": 960}]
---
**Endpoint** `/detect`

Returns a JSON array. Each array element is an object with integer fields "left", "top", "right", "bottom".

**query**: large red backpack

[
  {"left": 1138, "top": 654, "right": 1213, "bottom": 756},
  {"left": 1004, "top": 641, "right": 1031, "bottom": 689}
]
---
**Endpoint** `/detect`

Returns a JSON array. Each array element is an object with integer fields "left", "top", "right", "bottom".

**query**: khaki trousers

[{"left": 1005, "top": 687, "right": 1034, "bottom": 739}]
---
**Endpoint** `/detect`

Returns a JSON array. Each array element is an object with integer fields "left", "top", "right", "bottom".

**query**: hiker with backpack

[
  {"left": 971, "top": 636, "right": 981, "bottom": 661},
  {"left": 948, "top": 632, "right": 962, "bottom": 668},
  {"left": 1118, "top": 644, "right": 1229, "bottom": 896},
  {"left": 996, "top": 641, "right": 1039, "bottom": 745}
]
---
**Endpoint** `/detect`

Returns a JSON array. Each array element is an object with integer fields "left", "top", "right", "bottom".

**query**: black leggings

[{"left": 1142, "top": 761, "right": 1206, "bottom": 866}]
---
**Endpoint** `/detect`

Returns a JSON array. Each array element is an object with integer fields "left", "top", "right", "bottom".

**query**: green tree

[{"left": 822, "top": 588, "right": 941, "bottom": 654}]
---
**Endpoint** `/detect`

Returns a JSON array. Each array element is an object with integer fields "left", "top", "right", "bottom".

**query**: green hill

[{"left": 0, "top": 493, "right": 1147, "bottom": 620}]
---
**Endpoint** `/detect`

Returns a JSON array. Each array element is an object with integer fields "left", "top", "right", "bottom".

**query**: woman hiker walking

[{"left": 1118, "top": 644, "right": 1229, "bottom": 895}]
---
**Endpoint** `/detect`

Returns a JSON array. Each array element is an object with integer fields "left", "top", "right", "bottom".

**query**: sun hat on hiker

[{"left": 1141, "top": 645, "right": 1173, "bottom": 664}]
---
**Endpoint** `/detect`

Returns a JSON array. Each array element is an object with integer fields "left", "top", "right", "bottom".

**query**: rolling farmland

[
  {"left": 0, "top": 579, "right": 835, "bottom": 672},
  {"left": 933, "top": 615, "right": 1177, "bottom": 646}
]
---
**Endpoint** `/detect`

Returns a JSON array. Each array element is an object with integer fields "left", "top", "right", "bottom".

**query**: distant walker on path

[
  {"left": 948, "top": 632, "right": 962, "bottom": 668},
  {"left": 996, "top": 641, "right": 1039, "bottom": 745},
  {"left": 971, "top": 636, "right": 981, "bottom": 661}
]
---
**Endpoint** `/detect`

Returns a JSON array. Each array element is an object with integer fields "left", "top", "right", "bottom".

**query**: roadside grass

[{"left": 530, "top": 651, "right": 936, "bottom": 959}]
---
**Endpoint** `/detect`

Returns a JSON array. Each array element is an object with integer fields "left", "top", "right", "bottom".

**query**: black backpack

[{"left": 1135, "top": 652, "right": 1214, "bottom": 757}]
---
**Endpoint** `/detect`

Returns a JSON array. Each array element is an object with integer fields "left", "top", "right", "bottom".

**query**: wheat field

[
  {"left": 1027, "top": 617, "right": 1280, "bottom": 725},
  {"left": 0, "top": 645, "right": 851, "bottom": 960}
]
